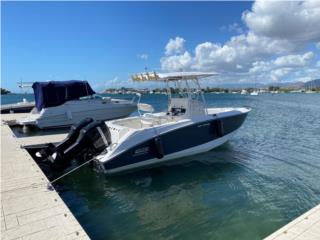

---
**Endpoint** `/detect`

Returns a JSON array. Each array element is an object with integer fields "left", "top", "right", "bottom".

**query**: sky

[{"left": 2, "top": 1, "right": 320, "bottom": 92}]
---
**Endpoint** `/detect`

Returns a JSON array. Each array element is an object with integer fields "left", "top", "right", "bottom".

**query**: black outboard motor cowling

[
  {"left": 38, "top": 117, "right": 94, "bottom": 159},
  {"left": 39, "top": 119, "right": 111, "bottom": 172},
  {"left": 78, "top": 121, "right": 111, "bottom": 153}
]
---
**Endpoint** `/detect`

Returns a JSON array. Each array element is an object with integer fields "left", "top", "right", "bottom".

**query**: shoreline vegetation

[
  {"left": 1, "top": 88, "right": 11, "bottom": 95},
  {"left": 105, "top": 78, "right": 320, "bottom": 94},
  {"left": 2, "top": 79, "right": 319, "bottom": 95},
  {"left": 104, "top": 86, "right": 320, "bottom": 95}
]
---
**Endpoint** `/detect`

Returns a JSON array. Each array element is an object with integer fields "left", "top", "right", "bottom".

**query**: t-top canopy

[
  {"left": 32, "top": 80, "right": 95, "bottom": 111},
  {"left": 132, "top": 72, "right": 218, "bottom": 82}
]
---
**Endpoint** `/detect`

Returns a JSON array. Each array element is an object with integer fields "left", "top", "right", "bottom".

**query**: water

[
  {"left": 2, "top": 93, "right": 320, "bottom": 239},
  {"left": 1, "top": 93, "right": 35, "bottom": 105}
]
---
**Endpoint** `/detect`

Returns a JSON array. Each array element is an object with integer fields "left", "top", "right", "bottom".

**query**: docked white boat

[
  {"left": 250, "top": 90, "right": 259, "bottom": 96},
  {"left": 16, "top": 80, "right": 137, "bottom": 129},
  {"left": 34, "top": 72, "right": 250, "bottom": 175},
  {"left": 240, "top": 89, "right": 248, "bottom": 95}
]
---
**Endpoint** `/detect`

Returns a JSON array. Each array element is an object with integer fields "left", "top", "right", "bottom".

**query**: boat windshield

[{"left": 79, "top": 94, "right": 104, "bottom": 100}]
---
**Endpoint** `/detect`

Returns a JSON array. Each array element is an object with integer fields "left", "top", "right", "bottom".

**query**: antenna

[{"left": 17, "top": 79, "right": 33, "bottom": 94}]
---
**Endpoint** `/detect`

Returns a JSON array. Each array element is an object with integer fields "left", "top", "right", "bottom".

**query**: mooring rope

[{"left": 47, "top": 158, "right": 96, "bottom": 190}]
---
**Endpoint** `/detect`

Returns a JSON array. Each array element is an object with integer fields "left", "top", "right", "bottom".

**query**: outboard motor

[
  {"left": 38, "top": 117, "right": 94, "bottom": 159},
  {"left": 37, "top": 118, "right": 111, "bottom": 172}
]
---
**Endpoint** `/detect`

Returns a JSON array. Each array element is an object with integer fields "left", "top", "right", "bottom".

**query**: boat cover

[{"left": 32, "top": 80, "right": 95, "bottom": 111}]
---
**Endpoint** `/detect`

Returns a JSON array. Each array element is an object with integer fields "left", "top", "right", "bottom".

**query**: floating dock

[
  {"left": 1, "top": 113, "right": 88, "bottom": 239},
  {"left": 264, "top": 204, "right": 320, "bottom": 240},
  {"left": 1, "top": 102, "right": 35, "bottom": 114}
]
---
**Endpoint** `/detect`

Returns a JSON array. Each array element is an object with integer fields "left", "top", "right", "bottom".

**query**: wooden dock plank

[
  {"left": 264, "top": 204, "right": 320, "bottom": 240},
  {"left": 1, "top": 113, "right": 89, "bottom": 240}
]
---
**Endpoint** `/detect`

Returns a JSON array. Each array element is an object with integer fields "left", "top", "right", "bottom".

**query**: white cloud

[
  {"left": 270, "top": 68, "right": 291, "bottom": 82},
  {"left": 103, "top": 76, "right": 132, "bottom": 89},
  {"left": 159, "top": 0, "right": 319, "bottom": 84},
  {"left": 290, "top": 66, "right": 320, "bottom": 82},
  {"left": 229, "top": 23, "right": 243, "bottom": 34},
  {"left": 138, "top": 54, "right": 149, "bottom": 60},
  {"left": 248, "top": 52, "right": 314, "bottom": 75},
  {"left": 92, "top": 76, "right": 122, "bottom": 92},
  {"left": 248, "top": 52, "right": 314, "bottom": 82},
  {"left": 221, "top": 22, "right": 244, "bottom": 34},
  {"left": 161, "top": 51, "right": 192, "bottom": 71},
  {"left": 274, "top": 52, "right": 314, "bottom": 67},
  {"left": 242, "top": 0, "right": 320, "bottom": 42},
  {"left": 192, "top": 32, "right": 296, "bottom": 72},
  {"left": 165, "top": 37, "right": 186, "bottom": 56},
  {"left": 249, "top": 60, "right": 271, "bottom": 74}
]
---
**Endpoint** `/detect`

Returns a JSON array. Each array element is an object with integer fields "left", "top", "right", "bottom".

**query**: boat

[
  {"left": 251, "top": 78, "right": 259, "bottom": 95},
  {"left": 33, "top": 72, "right": 250, "bottom": 176},
  {"left": 16, "top": 80, "right": 137, "bottom": 129},
  {"left": 240, "top": 89, "right": 247, "bottom": 95},
  {"left": 250, "top": 90, "right": 259, "bottom": 96},
  {"left": 1, "top": 98, "right": 35, "bottom": 114},
  {"left": 1, "top": 81, "right": 35, "bottom": 113}
]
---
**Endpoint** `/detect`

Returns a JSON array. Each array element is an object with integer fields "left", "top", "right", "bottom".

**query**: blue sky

[{"left": 2, "top": 1, "right": 320, "bottom": 92}]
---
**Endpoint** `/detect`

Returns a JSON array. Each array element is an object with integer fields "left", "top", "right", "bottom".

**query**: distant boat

[
  {"left": 305, "top": 80, "right": 316, "bottom": 93},
  {"left": 1, "top": 98, "right": 35, "bottom": 114},
  {"left": 250, "top": 90, "right": 259, "bottom": 96},
  {"left": 240, "top": 89, "right": 247, "bottom": 95},
  {"left": 251, "top": 79, "right": 259, "bottom": 95},
  {"left": 305, "top": 90, "right": 315, "bottom": 94},
  {"left": 1, "top": 81, "right": 35, "bottom": 113}
]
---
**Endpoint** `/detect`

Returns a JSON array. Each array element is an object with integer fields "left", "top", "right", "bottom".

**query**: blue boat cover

[{"left": 32, "top": 80, "right": 95, "bottom": 111}]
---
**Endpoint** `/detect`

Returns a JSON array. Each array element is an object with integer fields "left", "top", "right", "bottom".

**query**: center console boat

[{"left": 32, "top": 72, "right": 250, "bottom": 177}]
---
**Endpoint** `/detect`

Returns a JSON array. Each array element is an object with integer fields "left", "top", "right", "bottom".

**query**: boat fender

[
  {"left": 212, "top": 119, "right": 224, "bottom": 137},
  {"left": 154, "top": 137, "right": 164, "bottom": 159}
]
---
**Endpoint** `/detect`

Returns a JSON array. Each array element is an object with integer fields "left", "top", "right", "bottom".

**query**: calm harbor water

[{"left": 2, "top": 93, "right": 320, "bottom": 239}]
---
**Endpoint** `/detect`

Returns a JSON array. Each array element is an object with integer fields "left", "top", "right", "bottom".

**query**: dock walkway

[
  {"left": 264, "top": 205, "right": 320, "bottom": 240},
  {"left": 1, "top": 113, "right": 89, "bottom": 239}
]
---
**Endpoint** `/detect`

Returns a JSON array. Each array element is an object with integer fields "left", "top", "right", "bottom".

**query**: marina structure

[
  {"left": 264, "top": 204, "right": 320, "bottom": 240},
  {"left": 1, "top": 113, "right": 89, "bottom": 239},
  {"left": 1, "top": 99, "right": 35, "bottom": 114}
]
